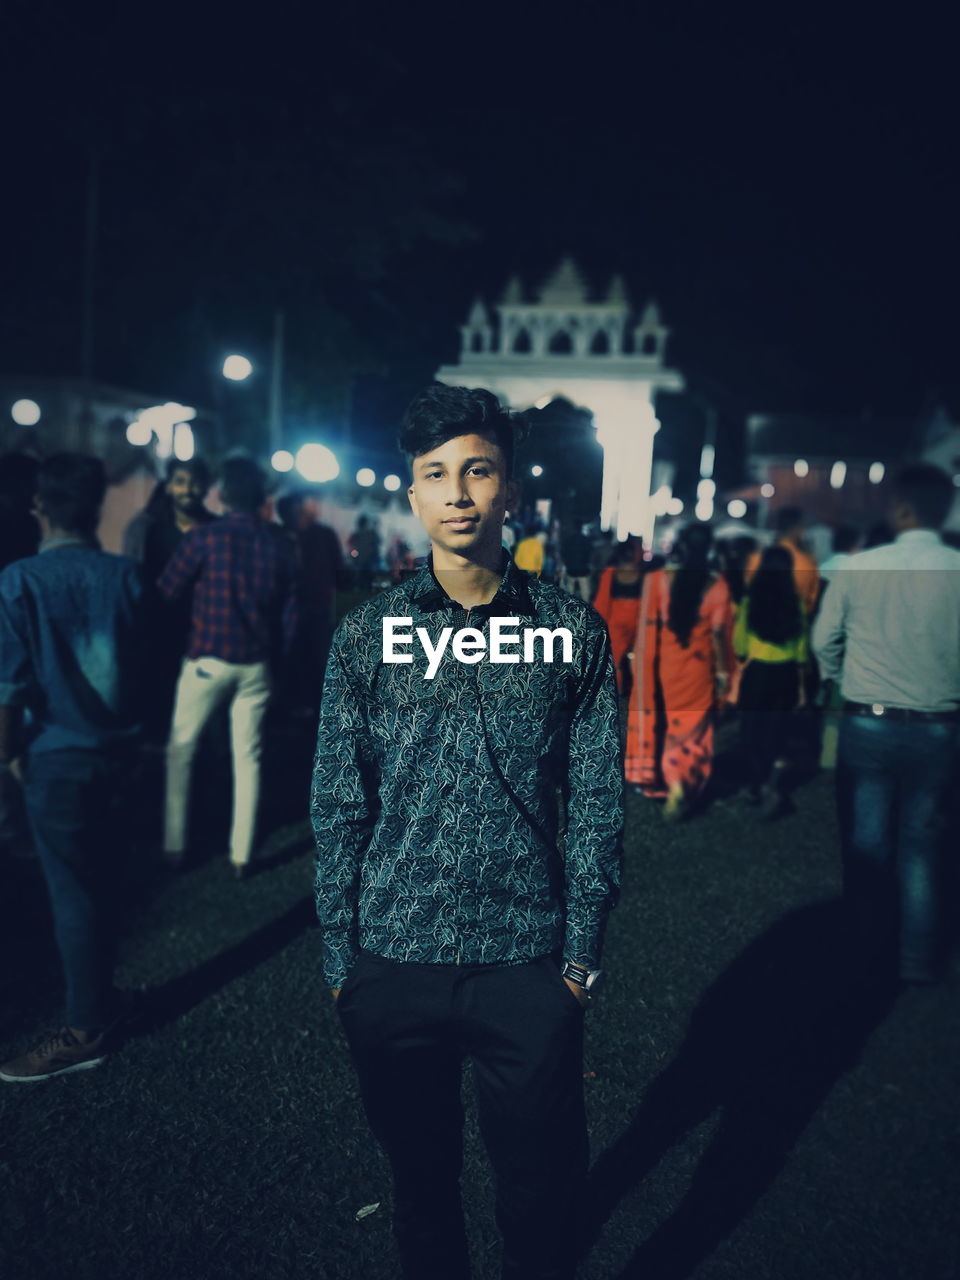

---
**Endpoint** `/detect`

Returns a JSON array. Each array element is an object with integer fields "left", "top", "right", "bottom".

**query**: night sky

[{"left": 5, "top": 4, "right": 958, "bottom": 463}]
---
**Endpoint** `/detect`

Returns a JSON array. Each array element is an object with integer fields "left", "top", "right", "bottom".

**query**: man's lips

[{"left": 442, "top": 517, "right": 479, "bottom": 528}]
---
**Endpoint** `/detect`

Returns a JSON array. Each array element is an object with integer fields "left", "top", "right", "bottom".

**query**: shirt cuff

[{"left": 322, "top": 934, "right": 361, "bottom": 989}]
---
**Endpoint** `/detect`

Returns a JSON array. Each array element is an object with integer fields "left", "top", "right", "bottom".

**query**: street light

[
  {"left": 295, "top": 443, "right": 339, "bottom": 483},
  {"left": 530, "top": 464, "right": 544, "bottom": 477},
  {"left": 11, "top": 399, "right": 41, "bottom": 426},
  {"left": 356, "top": 468, "right": 376, "bottom": 487},
  {"left": 384, "top": 474, "right": 402, "bottom": 492},
  {"left": 222, "top": 354, "right": 253, "bottom": 381},
  {"left": 271, "top": 450, "right": 295, "bottom": 473},
  {"left": 727, "top": 499, "right": 747, "bottom": 519}
]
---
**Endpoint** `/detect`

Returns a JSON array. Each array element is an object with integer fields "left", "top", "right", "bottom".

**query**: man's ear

[{"left": 407, "top": 483, "right": 420, "bottom": 521}]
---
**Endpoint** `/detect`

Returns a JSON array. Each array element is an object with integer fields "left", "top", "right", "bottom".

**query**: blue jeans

[
  {"left": 22, "top": 750, "right": 131, "bottom": 1030},
  {"left": 837, "top": 715, "right": 959, "bottom": 976}
]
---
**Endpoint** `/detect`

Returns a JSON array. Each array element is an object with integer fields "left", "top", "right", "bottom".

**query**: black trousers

[
  {"left": 738, "top": 660, "right": 800, "bottom": 791},
  {"left": 336, "top": 951, "right": 589, "bottom": 1280}
]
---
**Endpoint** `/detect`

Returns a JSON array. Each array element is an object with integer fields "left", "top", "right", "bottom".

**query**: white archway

[{"left": 436, "top": 258, "right": 684, "bottom": 544}]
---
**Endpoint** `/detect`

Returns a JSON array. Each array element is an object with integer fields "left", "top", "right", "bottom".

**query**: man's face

[
  {"left": 167, "top": 468, "right": 206, "bottom": 514},
  {"left": 407, "top": 433, "right": 517, "bottom": 562}
]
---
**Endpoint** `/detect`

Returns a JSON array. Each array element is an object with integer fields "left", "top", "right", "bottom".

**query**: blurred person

[
  {"left": 735, "top": 545, "right": 808, "bottom": 817},
  {"left": 863, "top": 518, "right": 895, "bottom": 549},
  {"left": 592, "top": 542, "right": 644, "bottom": 695},
  {"left": 347, "top": 513, "right": 381, "bottom": 590},
  {"left": 746, "top": 505, "right": 820, "bottom": 616},
  {"left": 122, "top": 457, "right": 214, "bottom": 582},
  {"left": 0, "top": 453, "right": 40, "bottom": 860},
  {"left": 813, "top": 464, "right": 960, "bottom": 984},
  {"left": 159, "top": 457, "right": 297, "bottom": 878},
  {"left": 123, "top": 458, "right": 215, "bottom": 742},
  {"left": 514, "top": 525, "right": 545, "bottom": 576},
  {"left": 386, "top": 534, "right": 416, "bottom": 583},
  {"left": 819, "top": 524, "right": 862, "bottom": 585},
  {"left": 560, "top": 522, "right": 594, "bottom": 600},
  {"left": 276, "top": 489, "right": 344, "bottom": 714},
  {"left": 715, "top": 534, "right": 757, "bottom": 610},
  {"left": 0, "top": 454, "right": 148, "bottom": 1081},
  {"left": 313, "top": 382, "right": 622, "bottom": 1280},
  {"left": 625, "top": 524, "right": 734, "bottom": 819},
  {"left": 501, "top": 514, "right": 517, "bottom": 553},
  {"left": 0, "top": 452, "right": 41, "bottom": 572}
]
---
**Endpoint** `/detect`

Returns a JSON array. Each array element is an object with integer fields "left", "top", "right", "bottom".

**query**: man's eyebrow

[{"left": 415, "top": 455, "right": 497, "bottom": 471}]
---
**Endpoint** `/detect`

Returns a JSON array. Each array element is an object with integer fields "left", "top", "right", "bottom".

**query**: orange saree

[{"left": 625, "top": 570, "right": 735, "bottom": 799}]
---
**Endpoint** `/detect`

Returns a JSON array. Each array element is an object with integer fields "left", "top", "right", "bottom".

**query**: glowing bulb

[
  {"left": 356, "top": 468, "right": 376, "bottom": 487},
  {"left": 695, "top": 500, "right": 714, "bottom": 522},
  {"left": 295, "top": 443, "right": 339, "bottom": 483},
  {"left": 727, "top": 499, "right": 747, "bottom": 519},
  {"left": 830, "top": 461, "right": 847, "bottom": 489},
  {"left": 271, "top": 450, "right": 294, "bottom": 473},
  {"left": 383, "top": 474, "right": 402, "bottom": 492},
  {"left": 794, "top": 459, "right": 809, "bottom": 478},
  {"left": 222, "top": 355, "right": 253, "bottom": 381},
  {"left": 760, "top": 483, "right": 775, "bottom": 498},
  {"left": 531, "top": 465, "right": 544, "bottom": 477},
  {"left": 126, "top": 420, "right": 152, "bottom": 446},
  {"left": 666, "top": 497, "right": 684, "bottom": 516},
  {"left": 868, "top": 461, "right": 885, "bottom": 484},
  {"left": 173, "top": 423, "right": 195, "bottom": 461},
  {"left": 11, "top": 399, "right": 41, "bottom": 426}
]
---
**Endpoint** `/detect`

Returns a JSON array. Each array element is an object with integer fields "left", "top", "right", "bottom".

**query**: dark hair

[
  {"left": 774, "top": 505, "right": 804, "bottom": 534},
  {"left": 143, "top": 479, "right": 173, "bottom": 520},
  {"left": 276, "top": 488, "right": 317, "bottom": 528},
  {"left": 609, "top": 541, "right": 636, "bottom": 567},
  {"left": 832, "top": 523, "right": 860, "bottom": 554},
  {"left": 398, "top": 384, "right": 518, "bottom": 477},
  {"left": 894, "top": 463, "right": 953, "bottom": 529},
  {"left": 220, "top": 457, "right": 266, "bottom": 513},
  {"left": 667, "top": 524, "right": 713, "bottom": 647},
  {"left": 747, "top": 544, "right": 803, "bottom": 645},
  {"left": 165, "top": 456, "right": 211, "bottom": 491},
  {"left": 36, "top": 453, "right": 106, "bottom": 534}
]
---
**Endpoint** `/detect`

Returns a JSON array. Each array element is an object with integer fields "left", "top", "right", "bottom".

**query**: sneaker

[{"left": 0, "top": 1027, "right": 107, "bottom": 1083}]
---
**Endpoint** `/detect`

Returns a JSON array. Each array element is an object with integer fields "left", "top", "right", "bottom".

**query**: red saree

[{"left": 625, "top": 570, "right": 735, "bottom": 799}]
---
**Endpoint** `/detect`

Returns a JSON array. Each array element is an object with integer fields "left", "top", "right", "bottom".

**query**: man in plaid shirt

[{"left": 159, "top": 456, "right": 297, "bottom": 878}]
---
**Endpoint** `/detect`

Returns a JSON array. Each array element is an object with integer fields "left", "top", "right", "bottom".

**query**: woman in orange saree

[
  {"left": 625, "top": 525, "right": 735, "bottom": 818},
  {"left": 592, "top": 543, "right": 644, "bottom": 695}
]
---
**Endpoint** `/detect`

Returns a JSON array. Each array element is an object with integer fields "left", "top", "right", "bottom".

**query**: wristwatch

[{"left": 561, "top": 962, "right": 604, "bottom": 999}]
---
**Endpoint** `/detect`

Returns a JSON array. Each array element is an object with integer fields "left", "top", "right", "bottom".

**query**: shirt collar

[
  {"left": 895, "top": 528, "right": 942, "bottom": 543},
  {"left": 406, "top": 550, "right": 537, "bottom": 618},
  {"left": 40, "top": 534, "right": 97, "bottom": 553}
]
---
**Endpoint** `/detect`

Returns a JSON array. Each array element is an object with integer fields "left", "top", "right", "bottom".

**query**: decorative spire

[
  {"left": 501, "top": 275, "right": 523, "bottom": 304},
  {"left": 467, "top": 297, "right": 488, "bottom": 326},
  {"left": 640, "top": 299, "right": 661, "bottom": 326},
  {"left": 605, "top": 274, "right": 628, "bottom": 304},
  {"left": 538, "top": 257, "right": 588, "bottom": 304}
]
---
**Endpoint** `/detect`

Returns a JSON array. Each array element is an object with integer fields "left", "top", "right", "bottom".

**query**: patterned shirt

[
  {"left": 311, "top": 555, "right": 624, "bottom": 988},
  {"left": 158, "top": 513, "right": 298, "bottom": 664}
]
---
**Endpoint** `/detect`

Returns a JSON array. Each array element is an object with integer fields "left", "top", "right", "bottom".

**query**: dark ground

[{"left": 1, "top": 718, "right": 959, "bottom": 1280}]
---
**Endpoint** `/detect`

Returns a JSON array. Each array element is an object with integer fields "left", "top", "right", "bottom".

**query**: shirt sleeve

[
  {"left": 0, "top": 569, "right": 31, "bottom": 707},
  {"left": 561, "top": 617, "right": 624, "bottom": 968},
  {"left": 811, "top": 571, "right": 847, "bottom": 681},
  {"left": 310, "top": 621, "right": 380, "bottom": 987},
  {"left": 157, "top": 529, "right": 203, "bottom": 599}
]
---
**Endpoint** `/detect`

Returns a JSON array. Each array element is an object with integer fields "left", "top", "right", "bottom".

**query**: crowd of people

[{"left": 0, "top": 384, "right": 957, "bottom": 1277}]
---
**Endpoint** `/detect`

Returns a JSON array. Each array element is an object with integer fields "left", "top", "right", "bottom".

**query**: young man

[
  {"left": 0, "top": 454, "right": 148, "bottom": 1081},
  {"left": 813, "top": 464, "right": 960, "bottom": 984},
  {"left": 160, "top": 456, "right": 297, "bottom": 878},
  {"left": 312, "top": 384, "right": 624, "bottom": 1280}
]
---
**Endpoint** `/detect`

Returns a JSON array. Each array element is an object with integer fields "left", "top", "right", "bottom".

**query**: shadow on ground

[{"left": 582, "top": 899, "right": 899, "bottom": 1280}]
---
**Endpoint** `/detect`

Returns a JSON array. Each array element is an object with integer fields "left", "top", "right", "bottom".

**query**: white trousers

[{"left": 164, "top": 657, "right": 271, "bottom": 866}]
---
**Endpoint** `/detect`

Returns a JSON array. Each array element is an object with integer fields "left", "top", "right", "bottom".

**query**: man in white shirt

[{"left": 813, "top": 464, "right": 960, "bottom": 984}]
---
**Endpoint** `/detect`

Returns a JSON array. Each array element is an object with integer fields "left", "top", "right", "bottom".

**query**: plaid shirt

[{"left": 158, "top": 513, "right": 298, "bottom": 664}]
